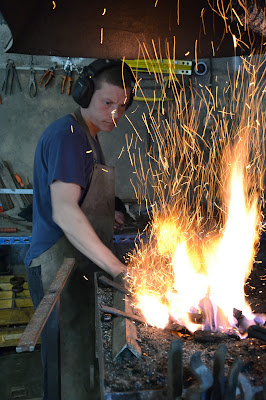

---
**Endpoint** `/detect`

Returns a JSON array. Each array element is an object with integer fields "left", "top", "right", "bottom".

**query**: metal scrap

[{"left": 111, "top": 273, "right": 142, "bottom": 359}]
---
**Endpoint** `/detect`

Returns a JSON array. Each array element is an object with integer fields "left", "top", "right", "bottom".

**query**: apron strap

[{"left": 73, "top": 108, "right": 106, "bottom": 164}]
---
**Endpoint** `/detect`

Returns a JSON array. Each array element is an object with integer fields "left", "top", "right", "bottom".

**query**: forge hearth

[{"left": 95, "top": 275, "right": 266, "bottom": 399}]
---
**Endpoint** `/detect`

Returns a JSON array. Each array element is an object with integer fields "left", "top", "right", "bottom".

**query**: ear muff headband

[{"left": 72, "top": 59, "right": 135, "bottom": 109}]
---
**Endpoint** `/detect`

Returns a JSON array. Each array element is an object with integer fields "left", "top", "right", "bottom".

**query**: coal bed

[{"left": 97, "top": 286, "right": 265, "bottom": 395}]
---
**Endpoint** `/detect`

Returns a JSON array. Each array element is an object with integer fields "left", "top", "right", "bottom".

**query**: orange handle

[
  {"left": 61, "top": 76, "right": 67, "bottom": 93},
  {"left": 67, "top": 77, "right": 72, "bottom": 95},
  {"left": 40, "top": 70, "right": 49, "bottom": 85},
  {"left": 14, "top": 173, "right": 25, "bottom": 188},
  {"left": 44, "top": 71, "right": 54, "bottom": 87}
]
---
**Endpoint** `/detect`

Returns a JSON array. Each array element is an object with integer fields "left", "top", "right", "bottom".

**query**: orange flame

[{"left": 126, "top": 52, "right": 266, "bottom": 337}]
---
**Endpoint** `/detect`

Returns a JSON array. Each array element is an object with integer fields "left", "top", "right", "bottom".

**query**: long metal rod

[
  {"left": 100, "top": 304, "right": 147, "bottom": 324},
  {"left": 98, "top": 274, "right": 131, "bottom": 296},
  {"left": 16, "top": 258, "right": 75, "bottom": 353}
]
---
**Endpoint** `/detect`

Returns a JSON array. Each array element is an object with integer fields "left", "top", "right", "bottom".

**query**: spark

[
  {"left": 70, "top": 125, "right": 74, "bottom": 133},
  {"left": 52, "top": 1, "right": 56, "bottom": 9},
  {"left": 102, "top": 8, "right": 106, "bottom": 15},
  {"left": 118, "top": 147, "right": 125, "bottom": 159},
  {"left": 232, "top": 7, "right": 243, "bottom": 26},
  {"left": 125, "top": 41, "right": 266, "bottom": 336},
  {"left": 86, "top": 150, "right": 92, "bottom": 154},
  {"left": 102, "top": 168, "right": 108, "bottom": 173},
  {"left": 125, "top": 114, "right": 142, "bottom": 141},
  {"left": 185, "top": 51, "right": 190, "bottom": 56},
  {"left": 201, "top": 8, "right": 206, "bottom": 35},
  {"left": 131, "top": 105, "right": 139, "bottom": 114},
  {"left": 100, "top": 28, "right": 104, "bottom": 44},
  {"left": 232, "top": 34, "right": 237, "bottom": 48},
  {"left": 211, "top": 41, "right": 215, "bottom": 57},
  {"left": 83, "top": 275, "right": 88, "bottom": 280},
  {"left": 154, "top": 0, "right": 159, "bottom": 6},
  {"left": 121, "top": 57, "right": 128, "bottom": 105},
  {"left": 111, "top": 109, "right": 117, "bottom": 127},
  {"left": 194, "top": 40, "right": 198, "bottom": 72}
]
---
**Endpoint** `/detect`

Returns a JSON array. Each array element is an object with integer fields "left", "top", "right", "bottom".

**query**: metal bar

[
  {"left": 0, "top": 188, "right": 33, "bottom": 194},
  {"left": 100, "top": 304, "right": 146, "bottom": 324},
  {"left": 0, "top": 236, "right": 32, "bottom": 245},
  {"left": 98, "top": 275, "right": 131, "bottom": 296},
  {"left": 47, "top": 301, "right": 61, "bottom": 400},
  {"left": 16, "top": 258, "right": 75, "bottom": 353},
  {"left": 94, "top": 272, "right": 105, "bottom": 400},
  {"left": 112, "top": 272, "right": 142, "bottom": 359},
  {"left": 167, "top": 340, "right": 183, "bottom": 399}
]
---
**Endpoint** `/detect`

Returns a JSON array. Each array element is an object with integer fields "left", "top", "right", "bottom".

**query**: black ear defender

[{"left": 72, "top": 59, "right": 135, "bottom": 110}]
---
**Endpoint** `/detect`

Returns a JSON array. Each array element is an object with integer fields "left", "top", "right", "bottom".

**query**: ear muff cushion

[
  {"left": 72, "top": 66, "right": 95, "bottom": 108},
  {"left": 72, "top": 60, "right": 135, "bottom": 109}
]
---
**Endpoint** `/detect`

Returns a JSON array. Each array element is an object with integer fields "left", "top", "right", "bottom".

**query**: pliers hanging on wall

[
  {"left": 61, "top": 57, "right": 73, "bottom": 95},
  {"left": 2, "top": 59, "right": 22, "bottom": 95},
  {"left": 29, "top": 58, "right": 37, "bottom": 97},
  {"left": 40, "top": 64, "right": 57, "bottom": 87}
]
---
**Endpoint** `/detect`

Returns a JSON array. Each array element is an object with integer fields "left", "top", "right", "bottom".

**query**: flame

[
  {"left": 126, "top": 51, "right": 266, "bottom": 337},
  {"left": 131, "top": 155, "right": 261, "bottom": 334}
]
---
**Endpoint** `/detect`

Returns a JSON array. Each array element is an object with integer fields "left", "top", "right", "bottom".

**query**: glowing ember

[{"left": 127, "top": 52, "right": 266, "bottom": 337}]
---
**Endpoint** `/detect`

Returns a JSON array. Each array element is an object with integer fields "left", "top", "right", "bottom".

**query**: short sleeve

[{"left": 45, "top": 126, "right": 91, "bottom": 188}]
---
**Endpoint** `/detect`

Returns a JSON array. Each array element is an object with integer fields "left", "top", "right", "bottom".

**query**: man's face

[{"left": 86, "top": 81, "right": 131, "bottom": 133}]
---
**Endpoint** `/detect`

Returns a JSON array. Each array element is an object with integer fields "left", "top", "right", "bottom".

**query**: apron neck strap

[{"left": 73, "top": 108, "right": 106, "bottom": 165}]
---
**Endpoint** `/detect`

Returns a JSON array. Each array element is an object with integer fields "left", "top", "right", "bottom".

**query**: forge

[{"left": 95, "top": 236, "right": 266, "bottom": 399}]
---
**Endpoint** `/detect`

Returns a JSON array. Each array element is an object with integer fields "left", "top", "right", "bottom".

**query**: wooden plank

[
  {"left": 16, "top": 289, "right": 31, "bottom": 298},
  {"left": 0, "top": 307, "right": 34, "bottom": 326},
  {"left": 15, "top": 298, "right": 33, "bottom": 308},
  {"left": 0, "top": 299, "right": 12, "bottom": 309},
  {"left": 0, "top": 291, "right": 13, "bottom": 299},
  {"left": 0, "top": 326, "right": 41, "bottom": 347},
  {"left": 0, "top": 283, "right": 12, "bottom": 290},
  {"left": 0, "top": 275, "right": 14, "bottom": 283}
]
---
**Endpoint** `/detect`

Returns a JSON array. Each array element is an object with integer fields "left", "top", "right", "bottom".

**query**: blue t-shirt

[{"left": 24, "top": 114, "right": 101, "bottom": 267}]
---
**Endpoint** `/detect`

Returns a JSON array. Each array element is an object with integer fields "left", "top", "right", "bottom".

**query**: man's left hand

[{"left": 114, "top": 210, "right": 125, "bottom": 230}]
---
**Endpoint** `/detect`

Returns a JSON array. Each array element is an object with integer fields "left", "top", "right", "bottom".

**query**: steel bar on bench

[
  {"left": 16, "top": 258, "right": 75, "bottom": 353},
  {"left": 98, "top": 274, "right": 131, "bottom": 296},
  {"left": 100, "top": 304, "right": 147, "bottom": 324}
]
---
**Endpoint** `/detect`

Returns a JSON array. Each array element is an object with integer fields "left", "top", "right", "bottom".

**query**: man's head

[
  {"left": 72, "top": 59, "right": 134, "bottom": 109},
  {"left": 93, "top": 64, "right": 133, "bottom": 93},
  {"left": 73, "top": 60, "right": 134, "bottom": 135}
]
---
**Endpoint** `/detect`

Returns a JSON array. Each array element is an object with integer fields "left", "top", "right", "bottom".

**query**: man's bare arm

[{"left": 50, "top": 180, "right": 124, "bottom": 278}]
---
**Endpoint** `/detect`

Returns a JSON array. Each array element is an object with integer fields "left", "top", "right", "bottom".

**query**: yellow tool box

[{"left": 0, "top": 275, "right": 35, "bottom": 347}]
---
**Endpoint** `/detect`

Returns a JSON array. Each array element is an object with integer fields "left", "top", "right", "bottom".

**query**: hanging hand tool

[
  {"left": 61, "top": 57, "right": 73, "bottom": 95},
  {"left": 40, "top": 64, "right": 57, "bottom": 87},
  {"left": 29, "top": 58, "right": 37, "bottom": 97},
  {"left": 14, "top": 173, "right": 25, "bottom": 188},
  {"left": 2, "top": 59, "right": 22, "bottom": 95}
]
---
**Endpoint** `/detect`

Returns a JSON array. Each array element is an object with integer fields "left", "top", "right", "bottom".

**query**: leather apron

[{"left": 31, "top": 109, "right": 115, "bottom": 399}]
